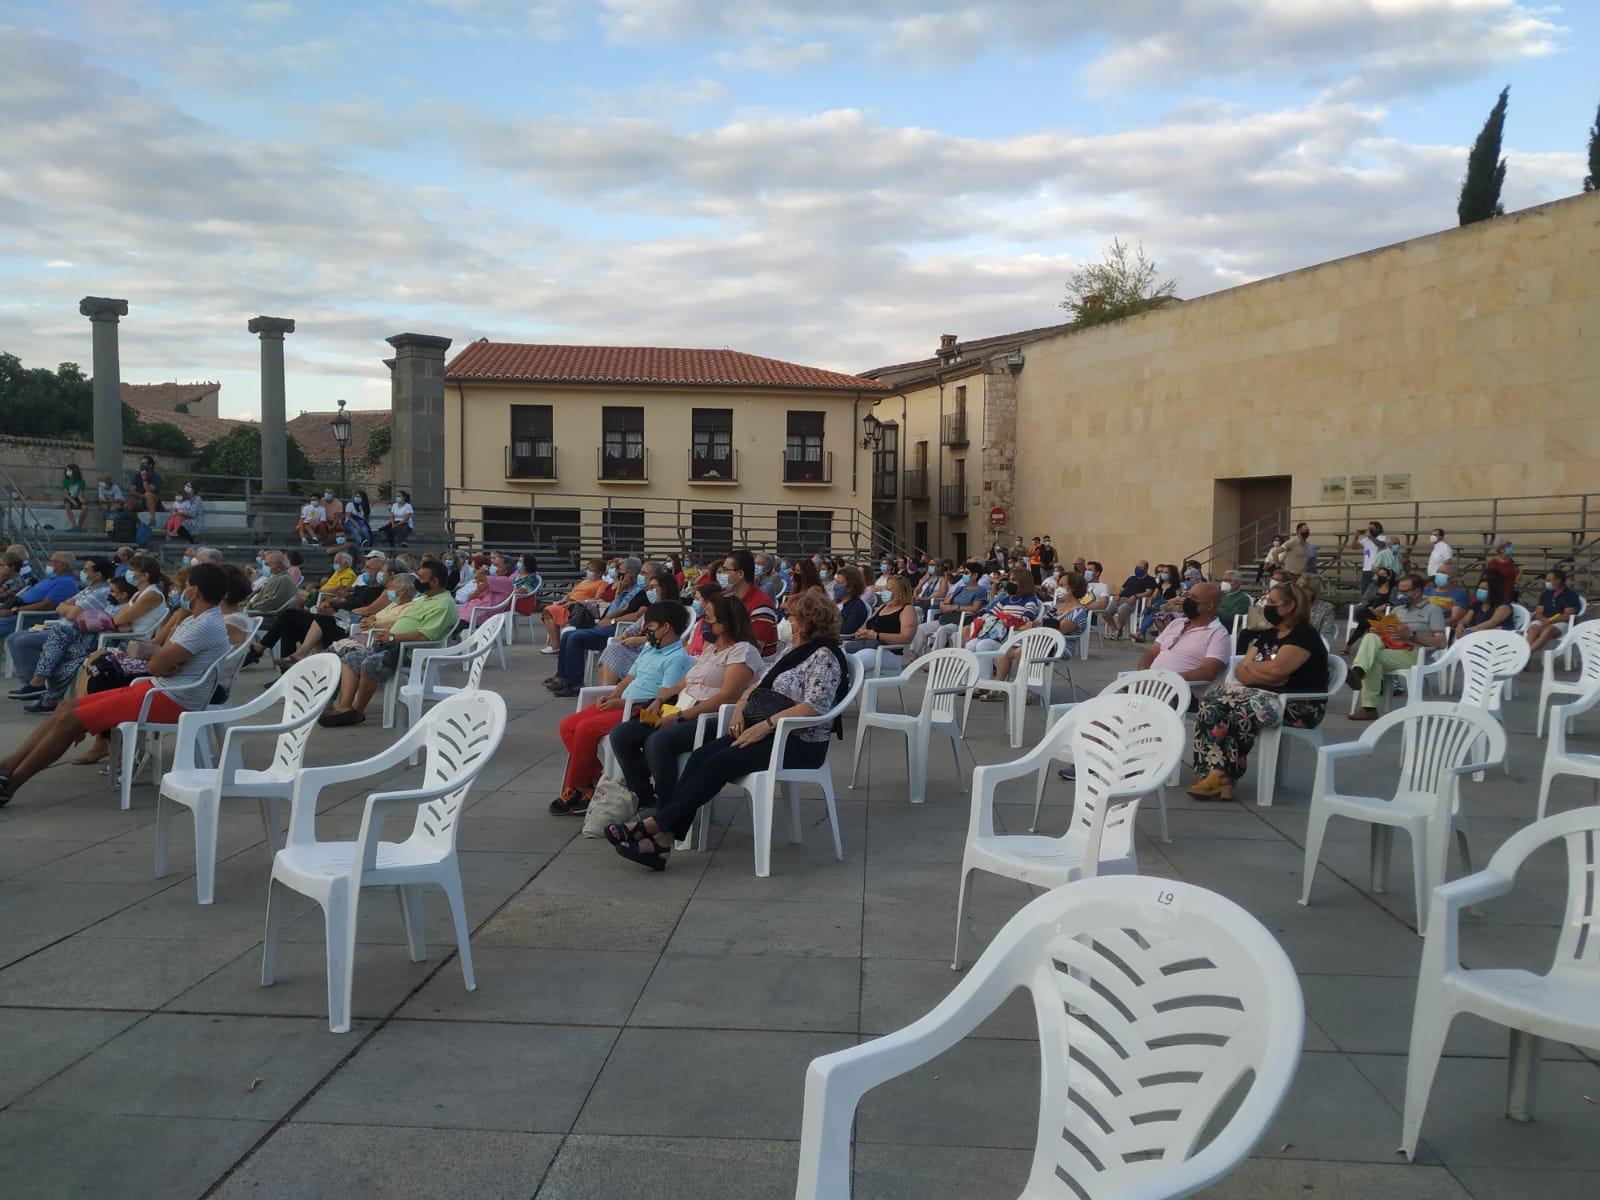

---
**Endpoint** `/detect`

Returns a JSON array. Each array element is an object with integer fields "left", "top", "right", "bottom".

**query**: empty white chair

[
  {"left": 1247, "top": 655, "right": 1349, "bottom": 808},
  {"left": 1407, "top": 630, "right": 1527, "bottom": 781},
  {"left": 1032, "top": 669, "right": 1190, "bottom": 842},
  {"left": 1535, "top": 620, "right": 1600, "bottom": 737},
  {"left": 395, "top": 614, "right": 505, "bottom": 757},
  {"left": 155, "top": 654, "right": 341, "bottom": 904},
  {"left": 981, "top": 625, "right": 1067, "bottom": 749},
  {"left": 262, "top": 690, "right": 507, "bottom": 1033},
  {"left": 1400, "top": 806, "right": 1600, "bottom": 1160},
  {"left": 1299, "top": 703, "right": 1506, "bottom": 935},
  {"left": 849, "top": 648, "right": 978, "bottom": 806},
  {"left": 1535, "top": 679, "right": 1600, "bottom": 820},
  {"left": 378, "top": 637, "right": 450, "bottom": 730},
  {"left": 799, "top": 876, "right": 1303, "bottom": 1200},
  {"left": 715, "top": 656, "right": 865, "bottom": 878},
  {"left": 953, "top": 694, "right": 1186, "bottom": 970},
  {"left": 111, "top": 632, "right": 256, "bottom": 811}
]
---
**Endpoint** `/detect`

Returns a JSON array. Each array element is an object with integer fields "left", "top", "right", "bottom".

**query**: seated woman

[
  {"left": 454, "top": 560, "right": 514, "bottom": 635},
  {"left": 682, "top": 580, "right": 723, "bottom": 656},
  {"left": 0, "top": 564, "right": 233, "bottom": 803},
  {"left": 345, "top": 489, "right": 373, "bottom": 546},
  {"left": 547, "top": 559, "right": 648, "bottom": 696},
  {"left": 836, "top": 565, "right": 870, "bottom": 637},
  {"left": 597, "top": 568, "right": 683, "bottom": 684},
  {"left": 539, "top": 557, "right": 610, "bottom": 655},
  {"left": 608, "top": 593, "right": 763, "bottom": 814},
  {"left": 842, "top": 574, "right": 917, "bottom": 675},
  {"left": 605, "top": 590, "right": 848, "bottom": 870},
  {"left": 61, "top": 463, "right": 88, "bottom": 530},
  {"left": 1024, "top": 568, "right": 1092, "bottom": 668},
  {"left": 969, "top": 568, "right": 1045, "bottom": 695},
  {"left": 1188, "top": 579, "right": 1329, "bottom": 803},
  {"left": 511, "top": 553, "right": 541, "bottom": 613},
  {"left": 782, "top": 560, "right": 826, "bottom": 612},
  {"left": 913, "top": 561, "right": 946, "bottom": 619},
  {"left": 380, "top": 490, "right": 414, "bottom": 547},
  {"left": 1135, "top": 564, "right": 1182, "bottom": 642},
  {"left": 453, "top": 555, "right": 488, "bottom": 605},
  {"left": 549, "top": 602, "right": 692, "bottom": 816},
  {"left": 1454, "top": 572, "right": 1515, "bottom": 638},
  {"left": 1349, "top": 568, "right": 1398, "bottom": 646}
]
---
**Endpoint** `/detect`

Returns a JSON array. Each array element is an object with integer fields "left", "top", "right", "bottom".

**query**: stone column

[
  {"left": 386, "top": 333, "right": 453, "bottom": 537},
  {"left": 79, "top": 297, "right": 129, "bottom": 480},
  {"left": 982, "top": 355, "right": 1020, "bottom": 537},
  {"left": 247, "top": 316, "right": 295, "bottom": 493}
]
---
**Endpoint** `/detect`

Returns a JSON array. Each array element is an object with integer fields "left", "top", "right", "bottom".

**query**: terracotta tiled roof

[
  {"left": 287, "top": 409, "right": 391, "bottom": 465},
  {"left": 860, "top": 322, "right": 1077, "bottom": 386},
  {"left": 446, "top": 341, "right": 888, "bottom": 393},
  {"left": 120, "top": 382, "right": 249, "bottom": 449}
]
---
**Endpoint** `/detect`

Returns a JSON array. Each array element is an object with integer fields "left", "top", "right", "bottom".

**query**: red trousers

[{"left": 558, "top": 703, "right": 625, "bottom": 790}]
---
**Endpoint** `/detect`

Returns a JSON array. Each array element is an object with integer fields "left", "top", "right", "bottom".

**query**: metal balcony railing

[
  {"left": 505, "top": 444, "right": 556, "bottom": 480},
  {"left": 688, "top": 448, "right": 737, "bottom": 482},
  {"left": 597, "top": 447, "right": 648, "bottom": 482},
  {"left": 940, "top": 484, "right": 968, "bottom": 517},
  {"left": 903, "top": 467, "right": 929, "bottom": 500},
  {"left": 782, "top": 451, "right": 832, "bottom": 484},
  {"left": 941, "top": 411, "right": 969, "bottom": 446}
]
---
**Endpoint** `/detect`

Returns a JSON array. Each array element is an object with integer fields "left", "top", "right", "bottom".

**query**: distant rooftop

[
  {"left": 446, "top": 341, "right": 889, "bottom": 393},
  {"left": 859, "top": 323, "right": 1076, "bottom": 387}
]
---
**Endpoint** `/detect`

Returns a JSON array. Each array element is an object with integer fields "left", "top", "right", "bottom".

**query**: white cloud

[{"left": 715, "top": 37, "right": 836, "bottom": 73}]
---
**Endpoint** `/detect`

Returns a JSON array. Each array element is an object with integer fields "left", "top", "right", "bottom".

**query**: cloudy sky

[{"left": 1, "top": 0, "right": 1595, "bottom": 418}]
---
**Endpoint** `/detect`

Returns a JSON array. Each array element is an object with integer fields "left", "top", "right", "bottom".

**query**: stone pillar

[
  {"left": 387, "top": 333, "right": 453, "bottom": 536},
  {"left": 79, "top": 297, "right": 129, "bottom": 480},
  {"left": 247, "top": 316, "right": 295, "bottom": 493},
  {"left": 982, "top": 355, "right": 1020, "bottom": 537}
]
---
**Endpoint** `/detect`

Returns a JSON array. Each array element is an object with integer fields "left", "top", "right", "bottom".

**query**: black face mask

[
  {"left": 1263, "top": 604, "right": 1282, "bottom": 625},
  {"left": 643, "top": 627, "right": 659, "bottom": 648},
  {"left": 1004, "top": 581, "right": 1019, "bottom": 595},
  {"left": 1181, "top": 597, "right": 1199, "bottom": 620}
]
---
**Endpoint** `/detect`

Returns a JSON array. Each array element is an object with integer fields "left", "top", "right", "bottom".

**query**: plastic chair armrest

[
  {"left": 354, "top": 784, "right": 465, "bottom": 870},
  {"left": 1318, "top": 742, "right": 1372, "bottom": 762},
  {"left": 576, "top": 686, "right": 611, "bottom": 709}
]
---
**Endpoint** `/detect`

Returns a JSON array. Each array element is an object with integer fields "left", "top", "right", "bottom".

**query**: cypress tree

[
  {"left": 1585, "top": 100, "right": 1598, "bottom": 192},
  {"left": 1458, "top": 86, "right": 1509, "bottom": 225}
]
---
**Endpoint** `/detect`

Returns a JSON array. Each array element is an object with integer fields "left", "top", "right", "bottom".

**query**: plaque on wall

[
  {"left": 1320, "top": 476, "right": 1347, "bottom": 503},
  {"left": 1383, "top": 474, "right": 1411, "bottom": 501},
  {"left": 1349, "top": 474, "right": 1378, "bottom": 502}
]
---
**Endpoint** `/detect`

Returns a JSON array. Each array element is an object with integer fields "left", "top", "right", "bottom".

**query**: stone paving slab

[{"left": 1, "top": 630, "right": 1597, "bottom": 1199}]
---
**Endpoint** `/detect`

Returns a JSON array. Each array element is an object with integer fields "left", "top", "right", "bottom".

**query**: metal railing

[
  {"left": 597, "top": 448, "right": 648, "bottom": 482},
  {"left": 939, "top": 484, "right": 967, "bottom": 517},
  {"left": 505, "top": 444, "right": 557, "bottom": 480},
  {"left": 903, "top": 467, "right": 929, "bottom": 500},
  {"left": 688, "top": 449, "right": 738, "bottom": 482},
  {"left": 781, "top": 451, "right": 832, "bottom": 484},
  {"left": 941, "top": 411, "right": 969, "bottom": 446}
]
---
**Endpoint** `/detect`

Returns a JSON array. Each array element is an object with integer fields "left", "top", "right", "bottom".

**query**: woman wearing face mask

[
  {"left": 968, "top": 569, "right": 1045, "bottom": 694},
  {"left": 1484, "top": 540, "right": 1518, "bottom": 603},
  {"left": 1454, "top": 572, "right": 1515, "bottom": 638},
  {"left": 550, "top": 603, "right": 692, "bottom": 816},
  {"left": 997, "top": 570, "right": 1089, "bottom": 689},
  {"left": 1133, "top": 564, "right": 1182, "bottom": 644},
  {"left": 1189, "top": 579, "right": 1329, "bottom": 801},
  {"left": 1348, "top": 568, "right": 1398, "bottom": 653},
  {"left": 163, "top": 481, "right": 203, "bottom": 543},
  {"left": 596, "top": 568, "right": 684, "bottom": 684},
  {"left": 842, "top": 574, "right": 917, "bottom": 676},
  {"left": 380, "top": 490, "right": 414, "bottom": 547},
  {"left": 835, "top": 565, "right": 871, "bottom": 637},
  {"left": 783, "top": 560, "right": 826, "bottom": 619},
  {"left": 539, "top": 557, "right": 610, "bottom": 654},
  {"left": 346, "top": 489, "right": 373, "bottom": 546},
  {"left": 453, "top": 556, "right": 516, "bottom": 636}
]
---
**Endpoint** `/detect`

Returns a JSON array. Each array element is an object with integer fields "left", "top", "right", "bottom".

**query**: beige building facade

[
  {"left": 872, "top": 191, "right": 1599, "bottom": 583},
  {"left": 442, "top": 342, "right": 891, "bottom": 557}
]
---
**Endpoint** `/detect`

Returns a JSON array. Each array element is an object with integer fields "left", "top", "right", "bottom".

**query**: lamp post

[{"left": 331, "top": 398, "right": 351, "bottom": 493}]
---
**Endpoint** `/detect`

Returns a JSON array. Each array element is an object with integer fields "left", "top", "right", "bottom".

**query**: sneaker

[
  {"left": 7, "top": 684, "right": 43, "bottom": 699},
  {"left": 549, "top": 788, "right": 589, "bottom": 816},
  {"left": 1056, "top": 765, "right": 1077, "bottom": 781},
  {"left": 540, "top": 646, "right": 559, "bottom": 655},
  {"left": 1390, "top": 680, "right": 1407, "bottom": 697}
]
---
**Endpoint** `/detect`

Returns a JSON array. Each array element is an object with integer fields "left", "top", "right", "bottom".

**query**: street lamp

[
  {"left": 860, "top": 411, "right": 883, "bottom": 450},
  {"left": 330, "top": 398, "right": 351, "bottom": 493}
]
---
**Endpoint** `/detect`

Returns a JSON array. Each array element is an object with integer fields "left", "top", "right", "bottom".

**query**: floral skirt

[{"left": 1191, "top": 683, "right": 1326, "bottom": 781}]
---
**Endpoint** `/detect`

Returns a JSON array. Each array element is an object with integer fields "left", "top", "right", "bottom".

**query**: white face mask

[{"left": 1220, "top": 581, "right": 1233, "bottom": 593}]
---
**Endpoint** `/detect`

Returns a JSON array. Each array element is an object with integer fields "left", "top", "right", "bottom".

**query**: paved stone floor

[{"left": 1, "top": 632, "right": 1597, "bottom": 1199}]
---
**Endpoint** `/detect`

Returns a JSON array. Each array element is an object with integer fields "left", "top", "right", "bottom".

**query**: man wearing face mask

[
  {"left": 0, "top": 551, "right": 79, "bottom": 642},
  {"left": 1106, "top": 561, "right": 1157, "bottom": 641},
  {"left": 243, "top": 551, "right": 296, "bottom": 618},
  {"left": 714, "top": 549, "right": 778, "bottom": 658},
  {"left": 931, "top": 561, "right": 992, "bottom": 650},
  {"left": 1426, "top": 528, "right": 1454, "bottom": 578},
  {"left": 1348, "top": 572, "right": 1446, "bottom": 720},
  {"left": 1422, "top": 561, "right": 1470, "bottom": 628},
  {"left": 1216, "top": 570, "right": 1252, "bottom": 627},
  {"left": 547, "top": 556, "right": 650, "bottom": 696},
  {"left": 1135, "top": 583, "right": 1230, "bottom": 704}
]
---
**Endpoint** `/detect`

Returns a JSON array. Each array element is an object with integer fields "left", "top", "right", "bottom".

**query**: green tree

[
  {"left": 125, "top": 414, "right": 195, "bottom": 457},
  {"left": 1458, "top": 86, "right": 1509, "bottom": 225},
  {"left": 1058, "top": 239, "right": 1179, "bottom": 328},
  {"left": 0, "top": 353, "right": 94, "bottom": 438},
  {"left": 192, "top": 425, "right": 317, "bottom": 496},
  {"left": 1585, "top": 100, "right": 1599, "bottom": 192},
  {"left": 364, "top": 422, "right": 392, "bottom": 464}
]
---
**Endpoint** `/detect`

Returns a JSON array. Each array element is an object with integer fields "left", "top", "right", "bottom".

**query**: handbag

[
  {"left": 567, "top": 603, "right": 597, "bottom": 629},
  {"left": 75, "top": 609, "right": 117, "bottom": 634},
  {"left": 740, "top": 686, "right": 793, "bottom": 728},
  {"left": 581, "top": 777, "right": 637, "bottom": 839}
]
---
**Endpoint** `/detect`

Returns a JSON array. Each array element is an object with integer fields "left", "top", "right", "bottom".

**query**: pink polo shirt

[{"left": 1151, "top": 617, "right": 1231, "bottom": 686}]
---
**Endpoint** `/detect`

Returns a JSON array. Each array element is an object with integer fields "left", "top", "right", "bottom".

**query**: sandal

[
  {"left": 605, "top": 817, "right": 656, "bottom": 848},
  {"left": 615, "top": 835, "right": 671, "bottom": 871}
]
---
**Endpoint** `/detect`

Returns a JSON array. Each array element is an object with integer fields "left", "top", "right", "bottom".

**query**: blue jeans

[
  {"left": 7, "top": 626, "right": 51, "bottom": 681},
  {"left": 556, "top": 626, "right": 614, "bottom": 684},
  {"left": 608, "top": 716, "right": 703, "bottom": 809}
]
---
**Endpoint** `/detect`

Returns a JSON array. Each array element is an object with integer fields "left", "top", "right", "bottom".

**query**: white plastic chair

[
  {"left": 1536, "top": 620, "right": 1600, "bottom": 736},
  {"left": 715, "top": 656, "right": 865, "bottom": 878},
  {"left": 574, "top": 684, "right": 639, "bottom": 783},
  {"left": 261, "top": 690, "right": 507, "bottom": 1033},
  {"left": 798, "top": 876, "right": 1303, "bottom": 1200},
  {"left": 981, "top": 625, "right": 1067, "bottom": 749},
  {"left": 1, "top": 611, "right": 56, "bottom": 678},
  {"left": 953, "top": 693, "right": 1186, "bottom": 970},
  {"left": 1561, "top": 597, "right": 1589, "bottom": 669},
  {"left": 378, "top": 637, "right": 449, "bottom": 729},
  {"left": 1032, "top": 669, "right": 1190, "bottom": 843},
  {"left": 1535, "top": 681, "right": 1600, "bottom": 820},
  {"left": 396, "top": 615, "right": 505, "bottom": 757},
  {"left": 849, "top": 648, "right": 979, "bottom": 806},
  {"left": 1245, "top": 656, "right": 1347, "bottom": 809},
  {"left": 463, "top": 595, "right": 513, "bottom": 668},
  {"left": 1299, "top": 703, "right": 1507, "bottom": 935},
  {"left": 1400, "top": 806, "right": 1600, "bottom": 1160},
  {"left": 111, "top": 633, "right": 255, "bottom": 811},
  {"left": 155, "top": 654, "right": 341, "bottom": 904},
  {"left": 1407, "top": 630, "right": 1528, "bottom": 780}
]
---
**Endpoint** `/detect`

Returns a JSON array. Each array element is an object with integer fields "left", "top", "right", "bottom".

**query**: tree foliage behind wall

[
  {"left": 1585, "top": 100, "right": 1599, "bottom": 192},
  {"left": 0, "top": 350, "right": 195, "bottom": 456},
  {"left": 1458, "top": 86, "right": 1509, "bottom": 225},
  {"left": 193, "top": 425, "right": 316, "bottom": 487},
  {"left": 1058, "top": 239, "right": 1179, "bottom": 328}
]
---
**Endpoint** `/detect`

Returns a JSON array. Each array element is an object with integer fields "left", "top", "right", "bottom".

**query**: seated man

[
  {"left": 0, "top": 551, "right": 80, "bottom": 641},
  {"left": 1423, "top": 562, "right": 1470, "bottom": 631},
  {"left": 547, "top": 557, "right": 647, "bottom": 696},
  {"left": 1135, "top": 583, "right": 1231, "bottom": 702},
  {"left": 243, "top": 551, "right": 297, "bottom": 619},
  {"left": 314, "top": 552, "right": 359, "bottom": 604},
  {"left": 123, "top": 456, "right": 162, "bottom": 523},
  {"left": 1216, "top": 570, "right": 1251, "bottom": 627},
  {"left": 315, "top": 490, "right": 346, "bottom": 545},
  {"left": 719, "top": 549, "right": 779, "bottom": 658},
  {"left": 3, "top": 556, "right": 115, "bottom": 694},
  {"left": 1106, "top": 561, "right": 1157, "bottom": 640},
  {"left": 1348, "top": 573, "right": 1446, "bottom": 720},
  {"left": 318, "top": 559, "right": 459, "bottom": 727},
  {"left": 925, "top": 561, "right": 991, "bottom": 652},
  {"left": 1527, "top": 568, "right": 1582, "bottom": 656},
  {"left": 295, "top": 496, "right": 327, "bottom": 545},
  {"left": 0, "top": 563, "right": 231, "bottom": 805}
]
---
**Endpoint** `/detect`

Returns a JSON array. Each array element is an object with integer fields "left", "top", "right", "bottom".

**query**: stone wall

[
  {"left": 980, "top": 356, "right": 1019, "bottom": 534},
  {"left": 1011, "top": 190, "right": 1600, "bottom": 572},
  {"left": 0, "top": 436, "right": 194, "bottom": 497}
]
